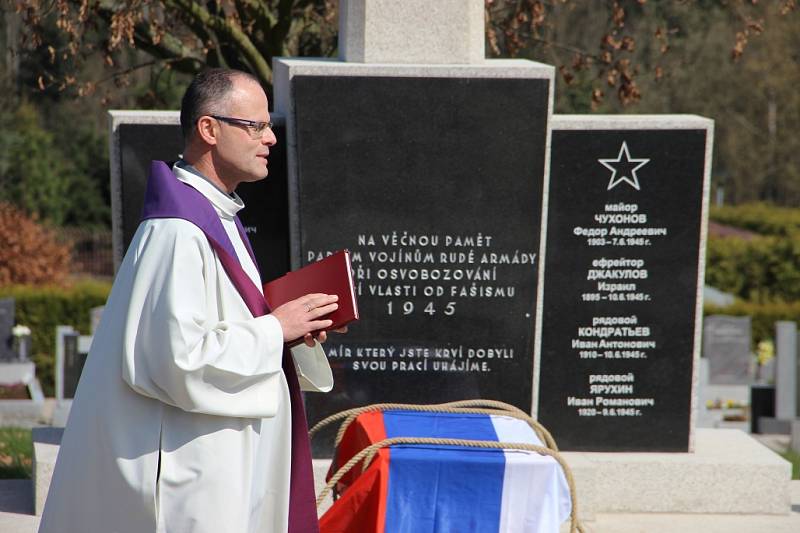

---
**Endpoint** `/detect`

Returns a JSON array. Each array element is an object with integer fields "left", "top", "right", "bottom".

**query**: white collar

[{"left": 172, "top": 162, "right": 245, "bottom": 219}]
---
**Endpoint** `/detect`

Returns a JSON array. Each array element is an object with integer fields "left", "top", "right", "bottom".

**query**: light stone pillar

[
  {"left": 339, "top": 0, "right": 485, "bottom": 64},
  {"left": 775, "top": 320, "right": 797, "bottom": 420}
]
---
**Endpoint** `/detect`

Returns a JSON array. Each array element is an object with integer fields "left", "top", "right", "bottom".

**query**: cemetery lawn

[
  {"left": 780, "top": 449, "right": 800, "bottom": 480},
  {"left": 0, "top": 428, "right": 32, "bottom": 479}
]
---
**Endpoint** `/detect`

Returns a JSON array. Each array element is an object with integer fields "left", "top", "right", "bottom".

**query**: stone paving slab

[
  {"left": 561, "top": 429, "right": 792, "bottom": 515},
  {"left": 565, "top": 481, "right": 800, "bottom": 532}
]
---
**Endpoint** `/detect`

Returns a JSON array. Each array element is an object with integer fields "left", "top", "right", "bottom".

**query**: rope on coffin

[
  {"left": 309, "top": 399, "right": 558, "bottom": 451},
  {"left": 310, "top": 400, "right": 584, "bottom": 533}
]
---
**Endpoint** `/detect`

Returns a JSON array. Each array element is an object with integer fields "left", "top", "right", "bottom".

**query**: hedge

[
  {"left": 0, "top": 281, "right": 111, "bottom": 396},
  {"left": 705, "top": 233, "right": 800, "bottom": 303},
  {"left": 706, "top": 203, "right": 800, "bottom": 302},
  {"left": 710, "top": 203, "right": 800, "bottom": 236}
]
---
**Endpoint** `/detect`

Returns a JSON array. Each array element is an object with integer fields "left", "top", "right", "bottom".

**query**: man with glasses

[{"left": 40, "top": 69, "right": 337, "bottom": 533}]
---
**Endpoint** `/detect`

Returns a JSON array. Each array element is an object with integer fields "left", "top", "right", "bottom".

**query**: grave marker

[
  {"left": 704, "top": 315, "right": 753, "bottom": 385},
  {"left": 0, "top": 298, "right": 15, "bottom": 362},
  {"left": 536, "top": 115, "right": 713, "bottom": 451}
]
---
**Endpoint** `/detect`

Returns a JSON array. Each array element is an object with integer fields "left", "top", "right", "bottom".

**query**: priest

[{"left": 40, "top": 69, "right": 338, "bottom": 533}]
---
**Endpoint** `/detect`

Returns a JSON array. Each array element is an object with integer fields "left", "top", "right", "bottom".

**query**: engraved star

[{"left": 598, "top": 141, "right": 650, "bottom": 191}]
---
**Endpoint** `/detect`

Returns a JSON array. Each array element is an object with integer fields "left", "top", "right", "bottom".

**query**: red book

[{"left": 263, "top": 249, "right": 359, "bottom": 331}]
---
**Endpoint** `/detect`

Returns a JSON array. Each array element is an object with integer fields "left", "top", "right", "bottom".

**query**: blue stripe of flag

[{"left": 383, "top": 411, "right": 505, "bottom": 533}]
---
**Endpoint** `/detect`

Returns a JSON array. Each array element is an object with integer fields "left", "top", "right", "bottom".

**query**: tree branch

[{"left": 167, "top": 0, "right": 272, "bottom": 85}]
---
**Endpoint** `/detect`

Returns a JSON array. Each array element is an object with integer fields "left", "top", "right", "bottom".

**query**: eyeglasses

[{"left": 209, "top": 115, "right": 273, "bottom": 138}]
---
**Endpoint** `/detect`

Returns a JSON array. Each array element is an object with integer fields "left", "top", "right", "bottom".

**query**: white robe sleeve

[{"left": 120, "top": 219, "right": 286, "bottom": 418}]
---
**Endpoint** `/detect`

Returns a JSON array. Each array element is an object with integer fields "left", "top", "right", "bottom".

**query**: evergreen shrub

[
  {"left": 705, "top": 233, "right": 800, "bottom": 302},
  {"left": 710, "top": 203, "right": 800, "bottom": 236},
  {"left": 0, "top": 281, "right": 111, "bottom": 396}
]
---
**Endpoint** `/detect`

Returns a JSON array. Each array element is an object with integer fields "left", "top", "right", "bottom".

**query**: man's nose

[{"left": 262, "top": 127, "right": 277, "bottom": 146}]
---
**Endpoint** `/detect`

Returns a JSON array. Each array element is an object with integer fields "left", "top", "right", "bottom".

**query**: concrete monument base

[
  {"left": 562, "top": 428, "right": 791, "bottom": 516},
  {"left": 31, "top": 427, "right": 62, "bottom": 516},
  {"left": 32, "top": 428, "right": 791, "bottom": 521}
]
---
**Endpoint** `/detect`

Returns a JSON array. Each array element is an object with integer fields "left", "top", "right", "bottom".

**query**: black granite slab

[
  {"left": 0, "top": 298, "right": 15, "bottom": 362},
  {"left": 62, "top": 333, "right": 84, "bottom": 399},
  {"left": 538, "top": 128, "right": 708, "bottom": 452},
  {"left": 289, "top": 75, "right": 551, "bottom": 453}
]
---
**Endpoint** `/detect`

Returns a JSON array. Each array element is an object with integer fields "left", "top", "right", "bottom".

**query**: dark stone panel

[
  {"left": 118, "top": 123, "right": 180, "bottom": 258},
  {"left": 62, "top": 334, "right": 85, "bottom": 399},
  {"left": 538, "top": 128, "right": 708, "bottom": 451},
  {"left": 0, "top": 298, "right": 14, "bottom": 362},
  {"left": 750, "top": 385, "right": 775, "bottom": 434},
  {"left": 290, "top": 75, "right": 551, "bottom": 455}
]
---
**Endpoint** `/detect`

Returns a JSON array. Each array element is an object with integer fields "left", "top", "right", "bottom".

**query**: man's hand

[
  {"left": 271, "top": 293, "right": 338, "bottom": 346},
  {"left": 312, "top": 325, "right": 348, "bottom": 346}
]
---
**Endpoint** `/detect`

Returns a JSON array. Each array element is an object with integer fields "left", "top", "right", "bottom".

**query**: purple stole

[{"left": 140, "top": 161, "right": 319, "bottom": 533}]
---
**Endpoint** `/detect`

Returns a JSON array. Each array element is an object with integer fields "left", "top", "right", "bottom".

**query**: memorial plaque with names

[
  {"left": 703, "top": 315, "right": 753, "bottom": 385},
  {"left": 0, "top": 298, "right": 15, "bottom": 362},
  {"left": 538, "top": 118, "right": 712, "bottom": 451},
  {"left": 290, "top": 75, "right": 551, "bottom": 446},
  {"left": 116, "top": 119, "right": 290, "bottom": 282}
]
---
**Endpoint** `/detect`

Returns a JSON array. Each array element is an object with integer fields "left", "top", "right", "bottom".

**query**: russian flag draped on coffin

[{"left": 320, "top": 411, "right": 572, "bottom": 533}]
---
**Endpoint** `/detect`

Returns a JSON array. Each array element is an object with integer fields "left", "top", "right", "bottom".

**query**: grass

[
  {"left": 0, "top": 428, "right": 33, "bottom": 479},
  {"left": 779, "top": 448, "right": 800, "bottom": 480}
]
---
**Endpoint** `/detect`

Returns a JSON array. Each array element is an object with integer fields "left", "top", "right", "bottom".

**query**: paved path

[
  {"left": 563, "top": 481, "right": 800, "bottom": 532},
  {"left": 4, "top": 479, "right": 798, "bottom": 532}
]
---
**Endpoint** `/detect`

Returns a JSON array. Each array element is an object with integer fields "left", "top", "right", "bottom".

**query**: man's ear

[{"left": 195, "top": 116, "right": 219, "bottom": 146}]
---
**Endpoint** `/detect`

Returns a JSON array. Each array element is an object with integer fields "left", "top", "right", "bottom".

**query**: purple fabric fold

[{"left": 140, "top": 160, "right": 319, "bottom": 533}]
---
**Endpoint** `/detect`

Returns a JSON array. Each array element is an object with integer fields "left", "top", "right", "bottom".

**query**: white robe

[{"left": 39, "top": 166, "right": 332, "bottom": 533}]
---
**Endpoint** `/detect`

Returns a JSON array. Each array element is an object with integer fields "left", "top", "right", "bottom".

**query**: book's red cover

[{"left": 263, "top": 249, "right": 359, "bottom": 331}]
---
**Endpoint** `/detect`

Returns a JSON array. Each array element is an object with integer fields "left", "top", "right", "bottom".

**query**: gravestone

[
  {"left": 275, "top": 32, "right": 554, "bottom": 451},
  {"left": 750, "top": 384, "right": 775, "bottom": 433},
  {"left": 55, "top": 326, "right": 92, "bottom": 402},
  {"left": 758, "top": 320, "right": 798, "bottom": 434},
  {"left": 54, "top": 326, "right": 92, "bottom": 402},
  {"left": 704, "top": 315, "right": 753, "bottom": 385},
  {"left": 536, "top": 115, "right": 713, "bottom": 451},
  {"left": 775, "top": 321, "right": 797, "bottom": 420},
  {"left": 109, "top": 112, "right": 291, "bottom": 283},
  {"left": 61, "top": 332, "right": 83, "bottom": 399},
  {"left": 0, "top": 297, "right": 15, "bottom": 362}
]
